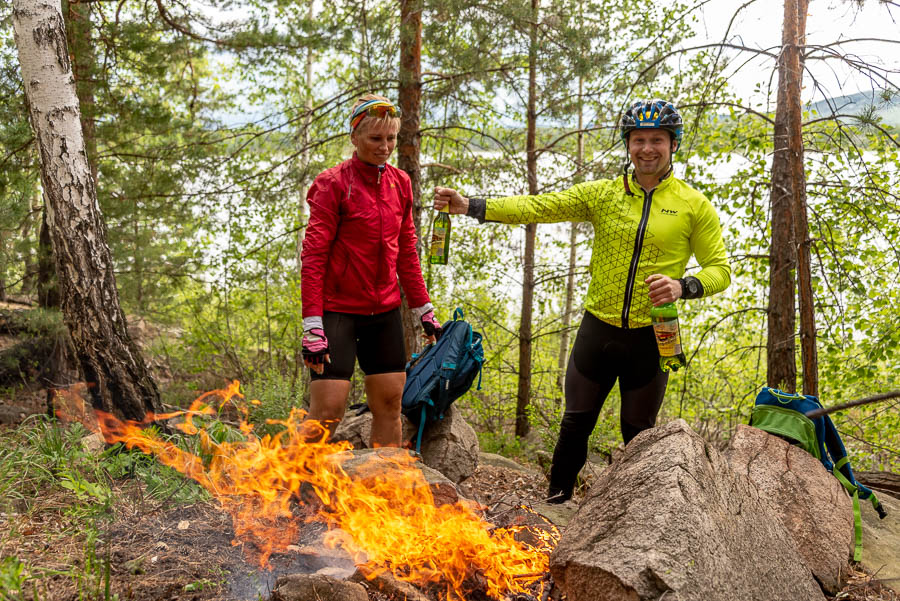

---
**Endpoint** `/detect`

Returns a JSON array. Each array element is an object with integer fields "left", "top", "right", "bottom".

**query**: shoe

[{"left": 545, "top": 488, "right": 572, "bottom": 504}]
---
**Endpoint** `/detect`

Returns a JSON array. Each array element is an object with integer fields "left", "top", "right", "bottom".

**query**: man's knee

[{"left": 559, "top": 410, "right": 598, "bottom": 438}]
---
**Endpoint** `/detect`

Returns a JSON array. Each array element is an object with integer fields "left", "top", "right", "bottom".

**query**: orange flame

[{"left": 91, "top": 381, "right": 556, "bottom": 600}]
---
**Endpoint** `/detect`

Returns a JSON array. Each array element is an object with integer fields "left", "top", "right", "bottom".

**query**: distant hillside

[{"left": 808, "top": 92, "right": 900, "bottom": 127}]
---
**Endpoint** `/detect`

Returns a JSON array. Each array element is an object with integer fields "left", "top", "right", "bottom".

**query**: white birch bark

[{"left": 12, "top": 0, "right": 161, "bottom": 419}]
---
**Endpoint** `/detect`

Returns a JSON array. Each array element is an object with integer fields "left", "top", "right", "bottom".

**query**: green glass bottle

[
  {"left": 650, "top": 302, "right": 687, "bottom": 372},
  {"left": 428, "top": 207, "right": 451, "bottom": 265}
]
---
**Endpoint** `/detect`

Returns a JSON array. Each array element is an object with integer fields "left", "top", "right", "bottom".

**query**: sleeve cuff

[
  {"left": 410, "top": 303, "right": 434, "bottom": 319},
  {"left": 303, "top": 316, "right": 324, "bottom": 331},
  {"left": 466, "top": 197, "right": 487, "bottom": 223}
]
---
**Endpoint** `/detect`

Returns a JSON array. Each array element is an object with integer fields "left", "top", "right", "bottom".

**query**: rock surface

[
  {"left": 550, "top": 419, "right": 826, "bottom": 601},
  {"left": 271, "top": 574, "right": 366, "bottom": 601},
  {"left": 332, "top": 405, "right": 479, "bottom": 484},
  {"left": 859, "top": 491, "right": 900, "bottom": 587},
  {"left": 415, "top": 405, "right": 479, "bottom": 484},
  {"left": 725, "top": 424, "right": 853, "bottom": 593}
]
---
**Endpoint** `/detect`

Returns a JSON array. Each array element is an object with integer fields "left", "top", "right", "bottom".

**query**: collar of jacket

[
  {"left": 350, "top": 152, "right": 387, "bottom": 183},
  {"left": 623, "top": 167, "right": 674, "bottom": 197}
]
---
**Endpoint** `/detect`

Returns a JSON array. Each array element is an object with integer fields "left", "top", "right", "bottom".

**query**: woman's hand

[
  {"left": 433, "top": 187, "right": 469, "bottom": 215},
  {"left": 420, "top": 310, "right": 443, "bottom": 344},
  {"left": 302, "top": 328, "right": 331, "bottom": 374}
]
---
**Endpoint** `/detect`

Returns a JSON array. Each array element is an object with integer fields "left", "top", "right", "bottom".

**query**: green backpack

[{"left": 750, "top": 387, "right": 887, "bottom": 561}]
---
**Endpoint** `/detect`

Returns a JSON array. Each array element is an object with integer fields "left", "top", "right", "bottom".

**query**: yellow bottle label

[
  {"left": 430, "top": 224, "right": 447, "bottom": 257},
  {"left": 652, "top": 318, "right": 682, "bottom": 357}
]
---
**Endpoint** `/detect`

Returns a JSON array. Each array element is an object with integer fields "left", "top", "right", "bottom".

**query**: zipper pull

[{"left": 377, "top": 165, "right": 384, "bottom": 185}]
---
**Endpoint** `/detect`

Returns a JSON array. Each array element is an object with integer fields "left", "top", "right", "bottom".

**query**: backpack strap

[
  {"left": 414, "top": 403, "right": 428, "bottom": 455},
  {"left": 831, "top": 457, "right": 864, "bottom": 561}
]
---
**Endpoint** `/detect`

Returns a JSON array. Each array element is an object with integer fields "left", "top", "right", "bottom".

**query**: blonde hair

[{"left": 350, "top": 93, "right": 401, "bottom": 135}]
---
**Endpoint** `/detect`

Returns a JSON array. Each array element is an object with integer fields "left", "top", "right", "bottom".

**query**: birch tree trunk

[
  {"left": 515, "top": 0, "right": 540, "bottom": 438},
  {"left": 13, "top": 0, "right": 162, "bottom": 420},
  {"left": 398, "top": 0, "right": 424, "bottom": 359}
]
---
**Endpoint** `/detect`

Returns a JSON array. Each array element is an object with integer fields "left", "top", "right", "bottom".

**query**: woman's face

[{"left": 351, "top": 119, "right": 400, "bottom": 165}]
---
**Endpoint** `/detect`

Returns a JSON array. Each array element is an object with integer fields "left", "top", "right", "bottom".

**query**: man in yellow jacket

[{"left": 434, "top": 99, "right": 731, "bottom": 503}]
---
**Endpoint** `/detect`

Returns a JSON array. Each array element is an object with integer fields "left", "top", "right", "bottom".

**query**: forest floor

[
  {"left": 0, "top": 390, "right": 897, "bottom": 601},
  {"left": 0, "top": 302, "right": 896, "bottom": 601}
]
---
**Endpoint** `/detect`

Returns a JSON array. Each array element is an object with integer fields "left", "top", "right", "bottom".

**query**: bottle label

[
  {"left": 652, "top": 318, "right": 682, "bottom": 357},
  {"left": 430, "top": 225, "right": 447, "bottom": 257}
]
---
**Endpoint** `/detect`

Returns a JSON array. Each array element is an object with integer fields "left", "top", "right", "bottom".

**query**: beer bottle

[
  {"left": 650, "top": 302, "right": 687, "bottom": 372},
  {"left": 429, "top": 206, "right": 451, "bottom": 265}
]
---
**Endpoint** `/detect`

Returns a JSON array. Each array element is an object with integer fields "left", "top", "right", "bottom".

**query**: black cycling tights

[{"left": 548, "top": 311, "right": 669, "bottom": 500}]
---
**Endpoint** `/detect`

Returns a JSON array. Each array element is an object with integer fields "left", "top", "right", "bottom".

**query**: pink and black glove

[
  {"left": 302, "top": 328, "right": 330, "bottom": 373},
  {"left": 420, "top": 310, "right": 443, "bottom": 342}
]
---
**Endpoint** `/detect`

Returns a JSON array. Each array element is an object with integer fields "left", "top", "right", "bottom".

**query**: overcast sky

[{"left": 691, "top": 0, "right": 899, "bottom": 104}]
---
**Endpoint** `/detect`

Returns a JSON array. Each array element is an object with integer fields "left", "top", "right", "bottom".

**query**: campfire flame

[{"left": 83, "top": 381, "right": 557, "bottom": 600}]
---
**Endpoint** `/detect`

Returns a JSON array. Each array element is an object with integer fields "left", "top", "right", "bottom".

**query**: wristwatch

[{"left": 679, "top": 276, "right": 703, "bottom": 299}]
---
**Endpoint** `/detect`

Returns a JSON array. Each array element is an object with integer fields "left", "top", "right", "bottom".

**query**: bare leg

[
  {"left": 307, "top": 379, "right": 352, "bottom": 440},
  {"left": 365, "top": 372, "right": 405, "bottom": 447}
]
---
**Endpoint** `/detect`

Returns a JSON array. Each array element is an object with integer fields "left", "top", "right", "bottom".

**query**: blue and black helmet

[{"left": 619, "top": 99, "right": 683, "bottom": 150}]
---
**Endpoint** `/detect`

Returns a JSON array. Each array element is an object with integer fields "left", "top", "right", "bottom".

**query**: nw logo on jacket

[{"left": 661, "top": 208, "right": 678, "bottom": 215}]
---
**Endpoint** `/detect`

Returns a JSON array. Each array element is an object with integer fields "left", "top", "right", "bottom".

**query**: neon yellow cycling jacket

[{"left": 485, "top": 172, "right": 731, "bottom": 328}]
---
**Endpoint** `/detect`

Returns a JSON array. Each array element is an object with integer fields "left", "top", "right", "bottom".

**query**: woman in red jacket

[{"left": 300, "top": 94, "right": 441, "bottom": 447}]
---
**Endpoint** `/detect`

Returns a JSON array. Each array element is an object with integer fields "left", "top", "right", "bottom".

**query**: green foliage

[
  {"left": 0, "top": 556, "right": 27, "bottom": 601},
  {"left": 75, "top": 530, "right": 118, "bottom": 601},
  {"left": 243, "top": 369, "right": 307, "bottom": 437},
  {"left": 0, "top": 418, "right": 208, "bottom": 516}
]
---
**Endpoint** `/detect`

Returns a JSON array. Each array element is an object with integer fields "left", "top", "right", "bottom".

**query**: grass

[{"left": 0, "top": 416, "right": 212, "bottom": 599}]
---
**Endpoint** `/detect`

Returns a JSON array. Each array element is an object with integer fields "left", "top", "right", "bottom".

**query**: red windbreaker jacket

[{"left": 301, "top": 154, "right": 431, "bottom": 318}]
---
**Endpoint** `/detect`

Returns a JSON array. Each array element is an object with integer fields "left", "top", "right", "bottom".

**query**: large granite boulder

[
  {"left": 550, "top": 419, "right": 825, "bottom": 601},
  {"left": 332, "top": 405, "right": 479, "bottom": 484},
  {"left": 725, "top": 424, "right": 853, "bottom": 592},
  {"left": 415, "top": 405, "right": 479, "bottom": 484},
  {"left": 331, "top": 408, "right": 416, "bottom": 451},
  {"left": 859, "top": 491, "right": 900, "bottom": 587}
]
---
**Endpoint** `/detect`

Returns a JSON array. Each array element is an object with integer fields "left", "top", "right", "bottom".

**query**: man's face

[
  {"left": 628, "top": 128, "right": 676, "bottom": 180},
  {"left": 351, "top": 120, "right": 399, "bottom": 165}
]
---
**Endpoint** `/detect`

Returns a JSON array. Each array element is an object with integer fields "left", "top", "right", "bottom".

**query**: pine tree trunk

[
  {"left": 13, "top": 0, "right": 162, "bottom": 421},
  {"left": 398, "top": 0, "right": 424, "bottom": 359},
  {"left": 37, "top": 208, "right": 60, "bottom": 309},
  {"left": 790, "top": 0, "right": 816, "bottom": 396},
  {"left": 766, "top": 0, "right": 803, "bottom": 393},
  {"left": 515, "top": 0, "right": 540, "bottom": 439}
]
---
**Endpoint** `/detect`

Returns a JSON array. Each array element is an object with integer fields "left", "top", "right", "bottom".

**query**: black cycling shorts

[
  {"left": 310, "top": 308, "right": 407, "bottom": 381},
  {"left": 565, "top": 310, "right": 668, "bottom": 429}
]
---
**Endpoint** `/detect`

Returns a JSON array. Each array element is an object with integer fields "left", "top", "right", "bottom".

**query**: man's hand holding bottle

[{"left": 433, "top": 187, "right": 469, "bottom": 214}]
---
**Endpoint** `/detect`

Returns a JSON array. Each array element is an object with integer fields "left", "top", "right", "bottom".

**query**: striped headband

[{"left": 349, "top": 99, "right": 399, "bottom": 132}]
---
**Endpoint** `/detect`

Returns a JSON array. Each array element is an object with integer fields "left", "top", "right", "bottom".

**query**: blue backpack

[
  {"left": 750, "top": 387, "right": 886, "bottom": 561},
  {"left": 403, "top": 308, "right": 484, "bottom": 453}
]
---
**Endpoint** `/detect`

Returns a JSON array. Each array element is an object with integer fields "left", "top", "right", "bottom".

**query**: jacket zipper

[
  {"left": 373, "top": 165, "right": 386, "bottom": 313},
  {"left": 621, "top": 188, "right": 653, "bottom": 328}
]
